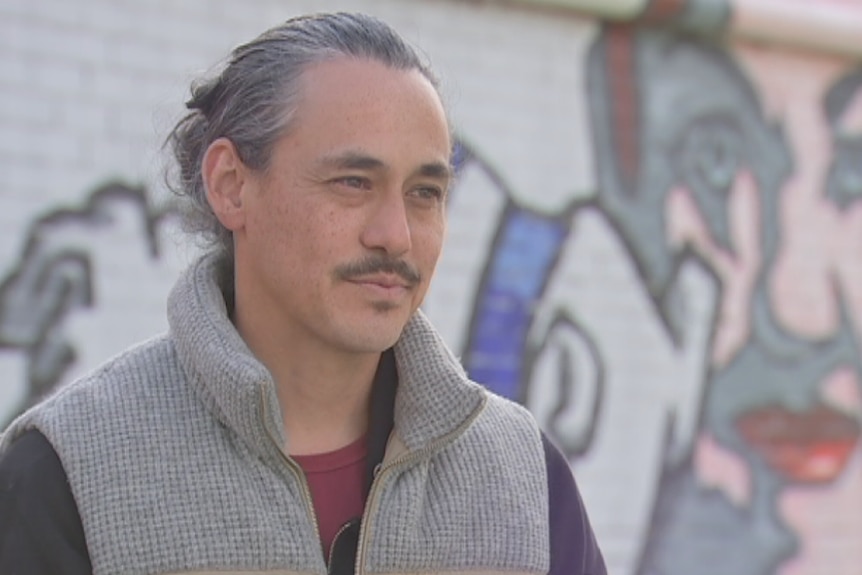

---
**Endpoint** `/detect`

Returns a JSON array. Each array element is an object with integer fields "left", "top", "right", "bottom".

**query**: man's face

[{"left": 234, "top": 57, "right": 451, "bottom": 355}]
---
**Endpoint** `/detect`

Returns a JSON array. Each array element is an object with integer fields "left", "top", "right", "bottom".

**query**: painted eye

[
  {"left": 838, "top": 166, "right": 862, "bottom": 196},
  {"left": 678, "top": 120, "right": 741, "bottom": 195},
  {"left": 827, "top": 137, "right": 862, "bottom": 210},
  {"left": 671, "top": 114, "right": 745, "bottom": 254}
]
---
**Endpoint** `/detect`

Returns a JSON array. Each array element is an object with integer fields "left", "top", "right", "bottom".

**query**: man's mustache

[{"left": 334, "top": 256, "right": 421, "bottom": 285}]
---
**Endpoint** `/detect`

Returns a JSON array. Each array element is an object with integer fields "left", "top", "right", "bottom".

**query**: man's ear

[{"left": 202, "top": 137, "right": 249, "bottom": 232}]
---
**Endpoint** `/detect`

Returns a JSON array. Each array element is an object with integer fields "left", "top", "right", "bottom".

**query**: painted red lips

[{"left": 736, "top": 402, "right": 860, "bottom": 484}]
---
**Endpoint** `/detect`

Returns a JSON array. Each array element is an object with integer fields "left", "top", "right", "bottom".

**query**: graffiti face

[
  {"left": 583, "top": 28, "right": 804, "bottom": 575},
  {"left": 646, "top": 44, "right": 862, "bottom": 575},
  {"left": 713, "top": 47, "right": 862, "bottom": 575},
  {"left": 589, "top": 30, "right": 789, "bottom": 306},
  {"left": 740, "top": 49, "right": 862, "bottom": 342},
  {"left": 429, "top": 25, "right": 862, "bottom": 575}
]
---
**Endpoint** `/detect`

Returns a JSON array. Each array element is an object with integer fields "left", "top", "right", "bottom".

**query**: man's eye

[
  {"left": 411, "top": 186, "right": 444, "bottom": 201},
  {"left": 335, "top": 176, "right": 371, "bottom": 190}
]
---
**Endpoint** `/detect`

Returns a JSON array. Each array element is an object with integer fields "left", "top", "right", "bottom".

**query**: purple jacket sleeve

[{"left": 543, "top": 432, "right": 607, "bottom": 575}]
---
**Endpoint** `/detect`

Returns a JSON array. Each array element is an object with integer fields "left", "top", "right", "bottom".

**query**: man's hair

[{"left": 166, "top": 12, "right": 440, "bottom": 257}]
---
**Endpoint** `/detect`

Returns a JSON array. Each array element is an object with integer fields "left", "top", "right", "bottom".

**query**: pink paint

[
  {"left": 779, "top": 448, "right": 862, "bottom": 575},
  {"left": 694, "top": 433, "right": 752, "bottom": 506},
  {"left": 665, "top": 170, "right": 761, "bottom": 366},
  {"left": 821, "top": 366, "right": 862, "bottom": 413},
  {"left": 733, "top": 44, "right": 862, "bottom": 340}
]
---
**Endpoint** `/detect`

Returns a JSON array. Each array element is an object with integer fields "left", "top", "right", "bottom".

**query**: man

[{"left": 0, "top": 12, "right": 605, "bottom": 575}]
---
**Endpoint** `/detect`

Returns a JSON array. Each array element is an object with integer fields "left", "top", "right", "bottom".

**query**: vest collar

[{"left": 167, "top": 252, "right": 485, "bottom": 460}]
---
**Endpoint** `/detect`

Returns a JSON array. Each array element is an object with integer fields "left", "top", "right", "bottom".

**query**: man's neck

[
  {"left": 271, "top": 358, "right": 376, "bottom": 456},
  {"left": 233, "top": 292, "right": 380, "bottom": 457}
]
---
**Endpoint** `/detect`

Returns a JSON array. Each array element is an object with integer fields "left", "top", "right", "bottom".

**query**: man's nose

[{"left": 360, "top": 191, "right": 412, "bottom": 257}]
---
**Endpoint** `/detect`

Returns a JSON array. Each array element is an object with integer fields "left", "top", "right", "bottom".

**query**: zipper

[
  {"left": 259, "top": 388, "right": 323, "bottom": 565},
  {"left": 327, "top": 519, "right": 357, "bottom": 569},
  {"left": 353, "top": 394, "right": 487, "bottom": 574}
]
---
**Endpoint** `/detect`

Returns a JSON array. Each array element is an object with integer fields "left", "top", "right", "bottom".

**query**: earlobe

[{"left": 202, "top": 137, "right": 247, "bottom": 231}]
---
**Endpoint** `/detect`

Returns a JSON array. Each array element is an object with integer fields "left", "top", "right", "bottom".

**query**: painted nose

[{"left": 360, "top": 193, "right": 412, "bottom": 257}]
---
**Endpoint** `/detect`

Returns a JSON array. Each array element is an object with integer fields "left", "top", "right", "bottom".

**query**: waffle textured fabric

[{"left": 0, "top": 252, "right": 550, "bottom": 575}]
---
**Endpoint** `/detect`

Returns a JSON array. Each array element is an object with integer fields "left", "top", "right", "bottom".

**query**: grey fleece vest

[{"left": 1, "top": 253, "right": 550, "bottom": 575}]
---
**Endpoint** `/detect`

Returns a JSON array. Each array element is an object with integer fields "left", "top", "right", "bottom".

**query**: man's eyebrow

[
  {"left": 317, "top": 151, "right": 386, "bottom": 171},
  {"left": 416, "top": 161, "right": 453, "bottom": 182},
  {"left": 316, "top": 151, "right": 453, "bottom": 181}
]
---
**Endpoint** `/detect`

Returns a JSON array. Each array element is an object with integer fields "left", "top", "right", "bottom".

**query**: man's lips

[
  {"left": 348, "top": 274, "right": 414, "bottom": 297},
  {"left": 736, "top": 402, "right": 860, "bottom": 484}
]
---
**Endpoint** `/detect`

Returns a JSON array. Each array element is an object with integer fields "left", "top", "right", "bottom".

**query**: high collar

[{"left": 167, "top": 252, "right": 485, "bottom": 459}]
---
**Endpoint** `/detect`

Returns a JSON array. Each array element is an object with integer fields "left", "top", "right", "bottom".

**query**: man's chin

[{"left": 337, "top": 319, "right": 407, "bottom": 355}]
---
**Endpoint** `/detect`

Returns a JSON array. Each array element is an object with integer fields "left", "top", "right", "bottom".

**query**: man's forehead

[{"left": 295, "top": 56, "right": 442, "bottom": 109}]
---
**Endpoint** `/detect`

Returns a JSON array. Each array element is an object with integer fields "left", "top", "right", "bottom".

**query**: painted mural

[
  {"left": 427, "top": 9, "right": 862, "bottom": 575},
  {"left": 0, "top": 2, "right": 860, "bottom": 575},
  {"left": 0, "top": 183, "right": 187, "bottom": 429}
]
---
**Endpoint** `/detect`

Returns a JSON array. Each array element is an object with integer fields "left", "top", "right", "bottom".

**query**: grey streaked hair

[{"left": 166, "top": 12, "right": 441, "bottom": 258}]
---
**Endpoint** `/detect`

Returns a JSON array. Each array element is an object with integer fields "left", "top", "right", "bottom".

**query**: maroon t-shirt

[{"left": 293, "top": 435, "right": 368, "bottom": 559}]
